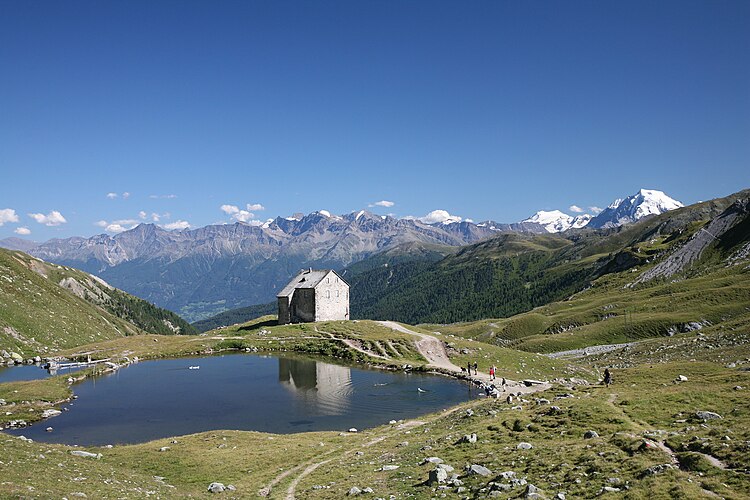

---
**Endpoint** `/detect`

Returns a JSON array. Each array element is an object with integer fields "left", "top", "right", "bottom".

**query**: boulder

[
  {"left": 423, "top": 457, "right": 443, "bottom": 465},
  {"left": 525, "top": 484, "right": 544, "bottom": 499},
  {"left": 695, "top": 411, "right": 722, "bottom": 420},
  {"left": 468, "top": 464, "right": 492, "bottom": 476},
  {"left": 10, "top": 352, "right": 23, "bottom": 364},
  {"left": 517, "top": 442, "right": 533, "bottom": 450},
  {"left": 676, "top": 375, "right": 688, "bottom": 382},
  {"left": 348, "top": 486, "right": 362, "bottom": 496},
  {"left": 380, "top": 465, "right": 399, "bottom": 471},
  {"left": 639, "top": 463, "right": 677, "bottom": 478},
  {"left": 584, "top": 430, "right": 599, "bottom": 439},
  {"left": 41, "top": 409, "right": 62, "bottom": 418},
  {"left": 458, "top": 433, "right": 477, "bottom": 444},
  {"left": 207, "top": 482, "right": 226, "bottom": 493},
  {"left": 70, "top": 450, "right": 102, "bottom": 459},
  {"left": 428, "top": 467, "right": 448, "bottom": 485}
]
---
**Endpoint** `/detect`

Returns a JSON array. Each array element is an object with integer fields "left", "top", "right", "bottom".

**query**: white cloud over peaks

[
  {"left": 14, "top": 227, "right": 31, "bottom": 235},
  {"left": 29, "top": 210, "right": 67, "bottom": 226},
  {"left": 589, "top": 206, "right": 603, "bottom": 214},
  {"left": 369, "top": 200, "right": 395, "bottom": 208},
  {"left": 138, "top": 211, "right": 147, "bottom": 219},
  {"left": 220, "top": 204, "right": 257, "bottom": 222},
  {"left": 0, "top": 208, "right": 20, "bottom": 226},
  {"left": 418, "top": 210, "right": 462, "bottom": 224},
  {"left": 122, "top": 192, "right": 131, "bottom": 199},
  {"left": 569, "top": 205, "right": 584, "bottom": 213},
  {"left": 96, "top": 218, "right": 142, "bottom": 233},
  {"left": 246, "top": 203, "right": 265, "bottom": 211},
  {"left": 106, "top": 192, "right": 118, "bottom": 199},
  {"left": 162, "top": 220, "right": 190, "bottom": 230}
]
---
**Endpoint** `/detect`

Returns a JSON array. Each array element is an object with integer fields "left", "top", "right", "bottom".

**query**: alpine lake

[{"left": 3, "top": 353, "right": 477, "bottom": 446}]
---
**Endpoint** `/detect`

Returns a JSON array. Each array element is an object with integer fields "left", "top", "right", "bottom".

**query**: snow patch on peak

[
  {"left": 318, "top": 210, "right": 332, "bottom": 218},
  {"left": 571, "top": 214, "right": 592, "bottom": 229},
  {"left": 356, "top": 210, "right": 365, "bottom": 220},
  {"left": 522, "top": 210, "right": 574, "bottom": 233}
]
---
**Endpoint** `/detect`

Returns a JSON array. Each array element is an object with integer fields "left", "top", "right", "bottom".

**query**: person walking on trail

[
  {"left": 467, "top": 362, "right": 471, "bottom": 375},
  {"left": 603, "top": 368, "right": 612, "bottom": 387},
  {"left": 489, "top": 365, "right": 495, "bottom": 381},
  {"left": 473, "top": 362, "right": 478, "bottom": 376}
]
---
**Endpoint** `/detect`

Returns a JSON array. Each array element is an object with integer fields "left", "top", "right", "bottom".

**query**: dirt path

[{"left": 378, "top": 321, "right": 546, "bottom": 392}]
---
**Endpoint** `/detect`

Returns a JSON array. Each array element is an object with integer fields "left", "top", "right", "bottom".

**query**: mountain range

[{"left": 0, "top": 189, "right": 684, "bottom": 321}]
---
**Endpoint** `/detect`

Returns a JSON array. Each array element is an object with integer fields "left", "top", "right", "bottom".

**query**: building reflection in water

[{"left": 278, "top": 358, "right": 352, "bottom": 415}]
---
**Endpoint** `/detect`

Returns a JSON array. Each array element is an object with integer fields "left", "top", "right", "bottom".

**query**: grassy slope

[
  {"left": 0, "top": 249, "right": 195, "bottom": 356},
  {"left": 427, "top": 256, "right": 750, "bottom": 355},
  {"left": 1, "top": 349, "right": 747, "bottom": 499}
]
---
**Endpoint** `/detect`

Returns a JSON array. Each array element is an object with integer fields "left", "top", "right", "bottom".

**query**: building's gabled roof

[{"left": 277, "top": 269, "right": 348, "bottom": 298}]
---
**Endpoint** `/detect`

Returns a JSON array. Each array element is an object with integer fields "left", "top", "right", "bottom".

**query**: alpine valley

[{"left": 0, "top": 189, "right": 687, "bottom": 322}]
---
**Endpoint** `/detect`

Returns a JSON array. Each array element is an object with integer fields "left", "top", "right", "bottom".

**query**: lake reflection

[
  {"left": 279, "top": 358, "right": 352, "bottom": 415},
  {"left": 6, "top": 353, "right": 475, "bottom": 445}
]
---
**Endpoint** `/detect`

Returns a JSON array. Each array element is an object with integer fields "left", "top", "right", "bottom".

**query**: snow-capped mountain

[
  {"left": 0, "top": 188, "right": 685, "bottom": 320},
  {"left": 571, "top": 214, "right": 592, "bottom": 229},
  {"left": 521, "top": 210, "right": 574, "bottom": 233},
  {"left": 588, "top": 189, "right": 683, "bottom": 229}
]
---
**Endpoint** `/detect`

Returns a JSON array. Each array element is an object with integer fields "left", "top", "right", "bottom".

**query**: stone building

[{"left": 277, "top": 269, "right": 349, "bottom": 325}]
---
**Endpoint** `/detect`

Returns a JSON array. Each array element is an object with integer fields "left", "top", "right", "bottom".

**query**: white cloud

[
  {"left": 221, "top": 204, "right": 239, "bottom": 215},
  {"left": 246, "top": 203, "right": 265, "bottom": 211},
  {"left": 149, "top": 194, "right": 177, "bottom": 199},
  {"left": 418, "top": 209, "right": 462, "bottom": 224},
  {"left": 569, "top": 205, "right": 584, "bottom": 213},
  {"left": 589, "top": 206, "right": 603, "bottom": 214},
  {"left": 138, "top": 211, "right": 147, "bottom": 219},
  {"left": 368, "top": 200, "right": 395, "bottom": 208},
  {"left": 95, "top": 218, "right": 141, "bottom": 233},
  {"left": 14, "top": 226, "right": 31, "bottom": 235},
  {"left": 162, "top": 220, "right": 190, "bottom": 230},
  {"left": 0, "top": 208, "right": 19, "bottom": 226},
  {"left": 29, "top": 210, "right": 67, "bottom": 226},
  {"left": 221, "top": 204, "right": 258, "bottom": 222},
  {"left": 464, "top": 218, "right": 474, "bottom": 223},
  {"left": 151, "top": 213, "right": 161, "bottom": 222},
  {"left": 106, "top": 192, "right": 118, "bottom": 199},
  {"left": 122, "top": 192, "right": 131, "bottom": 199}
]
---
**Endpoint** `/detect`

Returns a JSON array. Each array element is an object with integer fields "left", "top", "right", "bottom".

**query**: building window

[
  {"left": 326, "top": 277, "right": 330, "bottom": 283},
  {"left": 336, "top": 290, "right": 340, "bottom": 298},
  {"left": 326, "top": 290, "right": 330, "bottom": 299}
]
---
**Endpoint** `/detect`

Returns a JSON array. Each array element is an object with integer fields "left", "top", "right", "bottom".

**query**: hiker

[
  {"left": 489, "top": 365, "right": 495, "bottom": 380},
  {"left": 467, "top": 362, "right": 471, "bottom": 375},
  {"left": 603, "top": 368, "right": 612, "bottom": 387},
  {"left": 473, "top": 362, "right": 478, "bottom": 375},
  {"left": 501, "top": 377, "right": 506, "bottom": 386}
]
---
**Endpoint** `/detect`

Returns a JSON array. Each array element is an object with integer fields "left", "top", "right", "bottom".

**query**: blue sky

[{"left": 1, "top": 1, "right": 748, "bottom": 240}]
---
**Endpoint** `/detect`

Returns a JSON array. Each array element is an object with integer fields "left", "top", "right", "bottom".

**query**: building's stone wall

[
  {"left": 314, "top": 271, "right": 349, "bottom": 321},
  {"left": 291, "top": 288, "right": 316, "bottom": 322},
  {"left": 277, "top": 297, "right": 291, "bottom": 325}
]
